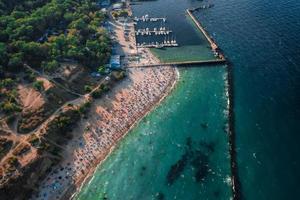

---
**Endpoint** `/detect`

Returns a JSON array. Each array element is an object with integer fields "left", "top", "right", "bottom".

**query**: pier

[
  {"left": 134, "top": 15, "right": 166, "bottom": 22},
  {"left": 128, "top": 59, "right": 226, "bottom": 68},
  {"left": 137, "top": 42, "right": 178, "bottom": 48},
  {"left": 135, "top": 28, "right": 172, "bottom": 36}
]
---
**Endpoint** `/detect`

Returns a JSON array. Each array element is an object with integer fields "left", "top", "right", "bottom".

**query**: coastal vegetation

[
  {"left": 0, "top": 0, "right": 112, "bottom": 119},
  {"left": 111, "top": 10, "right": 129, "bottom": 19},
  {"left": 0, "top": 1, "right": 127, "bottom": 199}
]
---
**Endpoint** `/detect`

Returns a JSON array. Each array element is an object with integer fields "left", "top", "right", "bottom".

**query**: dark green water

[
  {"left": 133, "top": 0, "right": 216, "bottom": 62},
  {"left": 193, "top": 0, "right": 300, "bottom": 199},
  {"left": 76, "top": 67, "right": 232, "bottom": 200}
]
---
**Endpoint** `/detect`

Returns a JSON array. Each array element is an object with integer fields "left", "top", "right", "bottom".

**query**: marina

[{"left": 133, "top": 14, "right": 179, "bottom": 49}]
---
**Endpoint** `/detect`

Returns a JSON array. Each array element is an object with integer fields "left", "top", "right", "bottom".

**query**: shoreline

[
  {"left": 30, "top": 4, "right": 184, "bottom": 200},
  {"left": 70, "top": 67, "right": 179, "bottom": 200},
  {"left": 30, "top": 3, "right": 183, "bottom": 198},
  {"left": 32, "top": 64, "right": 179, "bottom": 200}
]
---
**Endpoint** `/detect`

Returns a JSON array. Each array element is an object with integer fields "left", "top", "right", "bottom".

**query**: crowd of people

[{"left": 32, "top": 66, "right": 177, "bottom": 200}]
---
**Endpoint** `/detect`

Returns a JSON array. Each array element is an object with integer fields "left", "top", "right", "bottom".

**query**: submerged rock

[
  {"left": 199, "top": 141, "right": 215, "bottom": 153},
  {"left": 166, "top": 153, "right": 189, "bottom": 185},
  {"left": 156, "top": 192, "right": 165, "bottom": 200},
  {"left": 167, "top": 138, "right": 212, "bottom": 185},
  {"left": 201, "top": 122, "right": 208, "bottom": 129},
  {"left": 191, "top": 151, "right": 209, "bottom": 182},
  {"left": 213, "top": 190, "right": 221, "bottom": 198},
  {"left": 185, "top": 137, "right": 193, "bottom": 151},
  {"left": 140, "top": 166, "right": 147, "bottom": 176}
]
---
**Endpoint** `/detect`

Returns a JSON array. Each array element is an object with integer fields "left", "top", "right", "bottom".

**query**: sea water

[
  {"left": 194, "top": 0, "right": 300, "bottom": 199},
  {"left": 75, "top": 66, "right": 232, "bottom": 200},
  {"left": 76, "top": 0, "right": 300, "bottom": 199}
]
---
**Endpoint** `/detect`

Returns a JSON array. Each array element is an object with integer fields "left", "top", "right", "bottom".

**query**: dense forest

[
  {"left": 0, "top": 0, "right": 111, "bottom": 72},
  {"left": 0, "top": 0, "right": 111, "bottom": 114}
]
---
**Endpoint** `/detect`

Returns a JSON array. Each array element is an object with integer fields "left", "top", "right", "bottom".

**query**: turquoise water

[
  {"left": 77, "top": 0, "right": 300, "bottom": 199},
  {"left": 75, "top": 67, "right": 232, "bottom": 200}
]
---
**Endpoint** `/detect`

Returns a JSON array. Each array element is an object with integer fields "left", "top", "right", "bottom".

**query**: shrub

[
  {"left": 7, "top": 156, "right": 18, "bottom": 167},
  {"left": 78, "top": 101, "right": 91, "bottom": 114},
  {"left": 112, "top": 71, "right": 126, "bottom": 81},
  {"left": 84, "top": 85, "right": 92, "bottom": 93},
  {"left": 33, "top": 80, "right": 44, "bottom": 91},
  {"left": 42, "top": 60, "right": 60, "bottom": 72},
  {"left": 0, "top": 101, "right": 21, "bottom": 113},
  {"left": 91, "top": 88, "right": 103, "bottom": 98},
  {"left": 0, "top": 78, "right": 14, "bottom": 88},
  {"left": 97, "top": 65, "right": 106, "bottom": 75}
]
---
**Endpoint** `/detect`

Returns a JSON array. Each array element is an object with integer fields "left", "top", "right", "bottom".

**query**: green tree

[
  {"left": 97, "top": 65, "right": 106, "bottom": 75},
  {"left": 84, "top": 85, "right": 92, "bottom": 93},
  {"left": 8, "top": 53, "right": 23, "bottom": 71},
  {"left": 42, "top": 60, "right": 59, "bottom": 72},
  {"left": 32, "top": 80, "right": 44, "bottom": 91},
  {"left": 0, "top": 42, "right": 8, "bottom": 65}
]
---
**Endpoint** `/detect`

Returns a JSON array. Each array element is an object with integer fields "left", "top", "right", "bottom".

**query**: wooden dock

[{"left": 128, "top": 59, "right": 226, "bottom": 68}]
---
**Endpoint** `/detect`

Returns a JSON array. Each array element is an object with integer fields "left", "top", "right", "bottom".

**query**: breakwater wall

[
  {"left": 186, "top": 8, "right": 242, "bottom": 200},
  {"left": 186, "top": 9, "right": 225, "bottom": 60},
  {"left": 227, "top": 61, "right": 242, "bottom": 200}
]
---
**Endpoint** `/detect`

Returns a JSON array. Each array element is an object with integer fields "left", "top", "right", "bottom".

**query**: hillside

[{"left": 0, "top": 0, "right": 125, "bottom": 199}]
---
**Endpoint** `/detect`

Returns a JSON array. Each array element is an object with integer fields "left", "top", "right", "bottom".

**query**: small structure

[
  {"left": 91, "top": 72, "right": 101, "bottom": 77},
  {"left": 112, "top": 3, "right": 123, "bottom": 10},
  {"left": 110, "top": 55, "right": 121, "bottom": 70},
  {"left": 101, "top": 8, "right": 108, "bottom": 13}
]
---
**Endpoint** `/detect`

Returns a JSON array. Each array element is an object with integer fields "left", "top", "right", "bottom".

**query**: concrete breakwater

[
  {"left": 227, "top": 62, "right": 242, "bottom": 200},
  {"left": 186, "top": 9, "right": 225, "bottom": 60}
]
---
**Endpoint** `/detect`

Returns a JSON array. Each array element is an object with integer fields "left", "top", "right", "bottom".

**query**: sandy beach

[
  {"left": 29, "top": 7, "right": 179, "bottom": 199},
  {"left": 31, "top": 64, "right": 177, "bottom": 200}
]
